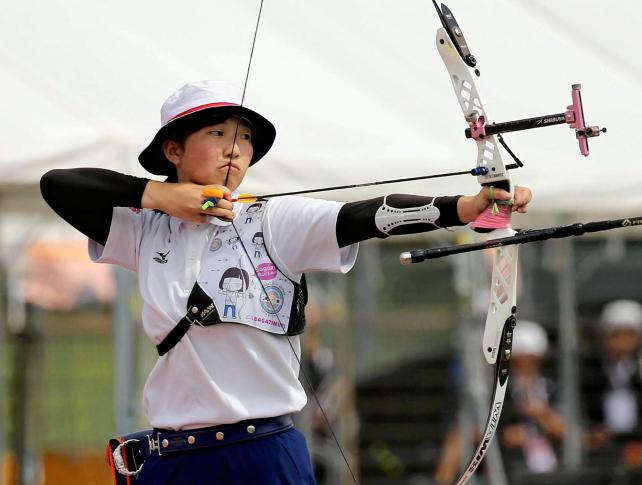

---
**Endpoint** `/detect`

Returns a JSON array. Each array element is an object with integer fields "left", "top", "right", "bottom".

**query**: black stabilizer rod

[
  {"left": 400, "top": 216, "right": 642, "bottom": 264},
  {"left": 465, "top": 113, "right": 567, "bottom": 139}
]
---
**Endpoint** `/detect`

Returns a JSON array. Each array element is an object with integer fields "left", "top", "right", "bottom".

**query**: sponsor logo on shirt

[{"left": 153, "top": 251, "right": 170, "bottom": 264}]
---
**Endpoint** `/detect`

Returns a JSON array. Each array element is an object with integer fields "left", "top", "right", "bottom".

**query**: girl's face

[
  {"left": 165, "top": 117, "right": 253, "bottom": 190},
  {"left": 223, "top": 277, "right": 244, "bottom": 292}
]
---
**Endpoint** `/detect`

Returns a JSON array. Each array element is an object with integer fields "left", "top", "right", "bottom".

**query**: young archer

[{"left": 41, "top": 80, "right": 531, "bottom": 484}]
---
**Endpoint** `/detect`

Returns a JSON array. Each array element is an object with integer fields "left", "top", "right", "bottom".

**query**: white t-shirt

[{"left": 89, "top": 195, "right": 358, "bottom": 430}]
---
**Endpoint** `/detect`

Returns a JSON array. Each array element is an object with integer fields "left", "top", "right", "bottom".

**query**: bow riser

[
  {"left": 436, "top": 27, "right": 519, "bottom": 366},
  {"left": 482, "top": 229, "right": 518, "bottom": 365}
]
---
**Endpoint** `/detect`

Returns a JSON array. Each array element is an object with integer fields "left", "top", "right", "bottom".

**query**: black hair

[{"left": 252, "top": 232, "right": 263, "bottom": 243}]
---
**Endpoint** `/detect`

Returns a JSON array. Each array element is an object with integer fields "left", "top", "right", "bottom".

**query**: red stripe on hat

[{"left": 167, "top": 102, "right": 240, "bottom": 124}]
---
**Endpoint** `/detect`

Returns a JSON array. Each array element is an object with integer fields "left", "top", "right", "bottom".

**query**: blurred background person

[
  {"left": 582, "top": 300, "right": 642, "bottom": 472},
  {"left": 297, "top": 295, "right": 357, "bottom": 485},
  {"left": 299, "top": 299, "right": 338, "bottom": 484},
  {"left": 434, "top": 320, "right": 564, "bottom": 484},
  {"left": 432, "top": 353, "right": 470, "bottom": 485},
  {"left": 499, "top": 320, "right": 565, "bottom": 477}
]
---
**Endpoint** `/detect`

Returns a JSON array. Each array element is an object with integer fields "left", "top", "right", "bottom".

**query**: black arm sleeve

[
  {"left": 336, "top": 194, "right": 463, "bottom": 248},
  {"left": 40, "top": 168, "right": 150, "bottom": 246}
]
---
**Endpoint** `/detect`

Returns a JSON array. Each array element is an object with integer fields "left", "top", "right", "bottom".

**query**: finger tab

[{"left": 202, "top": 187, "right": 225, "bottom": 198}]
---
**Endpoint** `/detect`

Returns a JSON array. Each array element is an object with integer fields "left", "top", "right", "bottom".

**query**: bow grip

[{"left": 471, "top": 182, "right": 513, "bottom": 232}]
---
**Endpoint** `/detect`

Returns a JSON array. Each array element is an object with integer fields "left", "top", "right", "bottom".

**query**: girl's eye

[
  {"left": 209, "top": 130, "right": 223, "bottom": 136},
  {"left": 240, "top": 133, "right": 252, "bottom": 141}
]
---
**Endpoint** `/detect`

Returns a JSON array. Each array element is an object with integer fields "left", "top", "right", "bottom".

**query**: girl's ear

[{"left": 163, "top": 140, "right": 183, "bottom": 166}]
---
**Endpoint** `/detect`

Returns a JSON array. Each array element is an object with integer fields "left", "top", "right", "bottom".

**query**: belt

[{"left": 110, "top": 415, "right": 293, "bottom": 477}]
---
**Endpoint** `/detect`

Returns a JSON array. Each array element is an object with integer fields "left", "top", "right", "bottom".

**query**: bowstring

[{"left": 221, "top": 1, "right": 359, "bottom": 483}]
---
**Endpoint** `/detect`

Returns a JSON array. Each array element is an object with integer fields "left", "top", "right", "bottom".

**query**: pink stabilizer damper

[{"left": 470, "top": 204, "right": 512, "bottom": 230}]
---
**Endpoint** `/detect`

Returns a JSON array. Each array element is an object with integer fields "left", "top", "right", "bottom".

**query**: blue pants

[
  {"left": 224, "top": 304, "right": 236, "bottom": 318},
  {"left": 135, "top": 428, "right": 315, "bottom": 484}
]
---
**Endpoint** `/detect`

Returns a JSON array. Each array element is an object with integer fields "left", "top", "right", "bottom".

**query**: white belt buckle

[{"left": 112, "top": 439, "right": 143, "bottom": 476}]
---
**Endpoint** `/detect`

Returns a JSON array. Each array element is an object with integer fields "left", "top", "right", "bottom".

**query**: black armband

[
  {"left": 336, "top": 194, "right": 463, "bottom": 247},
  {"left": 40, "top": 168, "right": 150, "bottom": 245}
]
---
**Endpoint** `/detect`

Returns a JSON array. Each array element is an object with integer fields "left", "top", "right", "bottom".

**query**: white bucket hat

[
  {"left": 139, "top": 80, "right": 276, "bottom": 176},
  {"left": 512, "top": 320, "right": 549, "bottom": 357},
  {"left": 600, "top": 300, "right": 642, "bottom": 332}
]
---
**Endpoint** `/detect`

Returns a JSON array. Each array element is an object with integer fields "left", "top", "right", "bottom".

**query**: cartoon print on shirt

[
  {"left": 260, "top": 285, "right": 285, "bottom": 314},
  {"left": 218, "top": 267, "right": 250, "bottom": 319},
  {"left": 244, "top": 203, "right": 264, "bottom": 224},
  {"left": 195, "top": 202, "right": 298, "bottom": 334},
  {"left": 227, "top": 235, "right": 240, "bottom": 250},
  {"left": 209, "top": 238, "right": 223, "bottom": 252},
  {"left": 252, "top": 232, "right": 264, "bottom": 259}
]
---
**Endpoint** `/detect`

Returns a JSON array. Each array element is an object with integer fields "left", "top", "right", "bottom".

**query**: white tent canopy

[{"left": 2, "top": 0, "right": 641, "bottom": 215}]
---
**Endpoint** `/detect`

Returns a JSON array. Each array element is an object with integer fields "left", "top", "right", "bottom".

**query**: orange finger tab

[{"left": 202, "top": 188, "right": 225, "bottom": 199}]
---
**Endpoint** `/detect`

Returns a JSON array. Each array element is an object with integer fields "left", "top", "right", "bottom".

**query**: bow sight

[{"left": 466, "top": 84, "right": 607, "bottom": 156}]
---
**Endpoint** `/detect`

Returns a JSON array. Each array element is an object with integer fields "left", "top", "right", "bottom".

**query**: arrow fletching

[{"left": 234, "top": 193, "right": 258, "bottom": 203}]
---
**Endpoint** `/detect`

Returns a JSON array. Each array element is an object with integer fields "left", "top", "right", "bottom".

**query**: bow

[
  {"left": 396, "top": 3, "right": 607, "bottom": 483},
  {"left": 430, "top": 3, "right": 519, "bottom": 483}
]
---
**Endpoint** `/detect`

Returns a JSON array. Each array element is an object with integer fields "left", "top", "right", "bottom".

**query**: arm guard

[{"left": 336, "top": 194, "right": 463, "bottom": 247}]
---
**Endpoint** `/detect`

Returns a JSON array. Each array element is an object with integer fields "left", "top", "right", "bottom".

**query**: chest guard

[{"left": 157, "top": 202, "right": 307, "bottom": 356}]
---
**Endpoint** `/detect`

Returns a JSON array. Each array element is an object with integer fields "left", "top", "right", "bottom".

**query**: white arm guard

[{"left": 374, "top": 196, "right": 440, "bottom": 235}]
